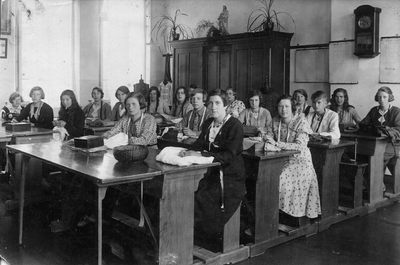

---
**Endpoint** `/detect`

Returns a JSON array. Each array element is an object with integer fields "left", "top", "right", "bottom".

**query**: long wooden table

[
  {"left": 340, "top": 133, "right": 400, "bottom": 211},
  {"left": 308, "top": 139, "right": 363, "bottom": 231},
  {"left": 8, "top": 141, "right": 218, "bottom": 265}
]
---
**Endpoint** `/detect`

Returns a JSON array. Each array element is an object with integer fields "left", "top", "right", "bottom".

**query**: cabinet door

[
  {"left": 233, "top": 42, "right": 266, "bottom": 102},
  {"left": 206, "top": 46, "right": 232, "bottom": 91},
  {"left": 269, "top": 39, "right": 290, "bottom": 96},
  {"left": 173, "top": 47, "right": 203, "bottom": 89}
]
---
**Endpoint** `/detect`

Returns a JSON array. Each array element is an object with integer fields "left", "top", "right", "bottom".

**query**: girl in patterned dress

[{"left": 264, "top": 95, "right": 321, "bottom": 218}]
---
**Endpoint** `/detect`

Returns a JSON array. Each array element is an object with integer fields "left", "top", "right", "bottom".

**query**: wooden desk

[
  {"left": 240, "top": 149, "right": 317, "bottom": 257},
  {"left": 8, "top": 141, "right": 217, "bottom": 265},
  {"left": 340, "top": 133, "right": 395, "bottom": 210},
  {"left": 308, "top": 139, "right": 363, "bottom": 231}
]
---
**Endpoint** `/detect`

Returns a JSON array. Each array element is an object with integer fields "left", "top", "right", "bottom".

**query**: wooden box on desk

[
  {"left": 74, "top": 135, "right": 104, "bottom": 149},
  {"left": 5, "top": 122, "right": 31, "bottom": 132}
]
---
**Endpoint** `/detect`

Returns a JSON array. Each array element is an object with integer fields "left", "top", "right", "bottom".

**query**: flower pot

[
  {"left": 172, "top": 32, "right": 180, "bottom": 40},
  {"left": 263, "top": 19, "right": 274, "bottom": 35}
]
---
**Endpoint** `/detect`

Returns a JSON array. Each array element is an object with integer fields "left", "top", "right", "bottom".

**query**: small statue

[{"left": 218, "top": 5, "right": 229, "bottom": 35}]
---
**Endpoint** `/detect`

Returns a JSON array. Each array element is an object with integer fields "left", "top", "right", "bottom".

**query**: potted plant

[
  {"left": 195, "top": 19, "right": 223, "bottom": 37},
  {"left": 247, "top": 0, "right": 295, "bottom": 34},
  {"left": 151, "top": 9, "right": 194, "bottom": 51}
]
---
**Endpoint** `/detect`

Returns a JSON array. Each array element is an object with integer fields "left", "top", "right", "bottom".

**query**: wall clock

[{"left": 354, "top": 5, "right": 381, "bottom": 58}]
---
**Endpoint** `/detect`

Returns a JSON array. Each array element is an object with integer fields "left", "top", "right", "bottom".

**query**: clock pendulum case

[{"left": 354, "top": 5, "right": 381, "bottom": 58}]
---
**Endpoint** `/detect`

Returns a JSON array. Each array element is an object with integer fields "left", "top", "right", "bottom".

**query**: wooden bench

[{"left": 339, "top": 161, "right": 368, "bottom": 209}]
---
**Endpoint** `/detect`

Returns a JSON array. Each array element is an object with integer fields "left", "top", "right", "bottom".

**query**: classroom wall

[
  {"left": 149, "top": 0, "right": 332, "bottom": 100},
  {"left": 331, "top": 0, "right": 400, "bottom": 118}
]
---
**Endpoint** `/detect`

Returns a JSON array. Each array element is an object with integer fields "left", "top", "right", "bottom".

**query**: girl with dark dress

[
  {"left": 13, "top": 86, "right": 54, "bottom": 129},
  {"left": 110, "top": 85, "right": 130, "bottom": 122},
  {"left": 53, "top": 90, "right": 85, "bottom": 140},
  {"left": 180, "top": 89, "right": 246, "bottom": 237}
]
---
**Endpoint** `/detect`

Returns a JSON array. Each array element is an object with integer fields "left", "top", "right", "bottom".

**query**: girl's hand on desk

[
  {"left": 11, "top": 118, "right": 17, "bottom": 123},
  {"left": 263, "top": 135, "right": 276, "bottom": 145}
]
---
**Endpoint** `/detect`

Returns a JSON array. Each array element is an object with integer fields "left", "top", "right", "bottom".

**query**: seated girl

[
  {"left": 83, "top": 87, "right": 112, "bottom": 124},
  {"left": 2, "top": 92, "right": 24, "bottom": 124},
  {"left": 53, "top": 90, "right": 85, "bottom": 140},
  {"left": 102, "top": 92, "right": 157, "bottom": 146},
  {"left": 293, "top": 89, "right": 312, "bottom": 116},
  {"left": 180, "top": 88, "right": 246, "bottom": 238},
  {"left": 264, "top": 95, "right": 321, "bottom": 219},
  {"left": 225, "top": 87, "right": 245, "bottom": 118},
  {"left": 146, "top": 86, "right": 170, "bottom": 115},
  {"left": 170, "top": 86, "right": 193, "bottom": 119},
  {"left": 13, "top": 86, "right": 54, "bottom": 129},
  {"left": 238, "top": 90, "right": 272, "bottom": 134},
  {"left": 329, "top": 88, "right": 361, "bottom": 126},
  {"left": 110, "top": 86, "right": 130, "bottom": 122}
]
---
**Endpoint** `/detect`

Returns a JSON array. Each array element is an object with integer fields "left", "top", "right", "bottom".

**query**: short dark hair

[
  {"left": 114, "top": 86, "right": 130, "bottom": 98},
  {"left": 125, "top": 92, "right": 147, "bottom": 109},
  {"left": 293, "top": 89, "right": 308, "bottom": 101},
  {"left": 191, "top": 88, "right": 208, "bottom": 103},
  {"left": 208, "top": 89, "right": 228, "bottom": 106},
  {"left": 225, "top": 86, "right": 237, "bottom": 96},
  {"left": 311, "top": 91, "right": 327, "bottom": 102},
  {"left": 92, "top": 87, "right": 104, "bottom": 99},
  {"left": 9, "top": 92, "right": 23, "bottom": 103},
  {"left": 247, "top": 90, "right": 264, "bottom": 105},
  {"left": 275, "top": 94, "right": 297, "bottom": 114},
  {"left": 29, "top": 86, "right": 45, "bottom": 99},
  {"left": 375, "top": 86, "right": 394, "bottom": 102}
]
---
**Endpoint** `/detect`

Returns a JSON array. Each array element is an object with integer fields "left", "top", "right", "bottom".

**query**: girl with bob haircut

[
  {"left": 293, "top": 89, "right": 312, "bottom": 116},
  {"left": 264, "top": 94, "right": 321, "bottom": 219},
  {"left": 83, "top": 87, "right": 112, "bottom": 121},
  {"left": 329, "top": 88, "right": 361, "bottom": 125},
  {"left": 110, "top": 85, "right": 130, "bottom": 122},
  {"left": 102, "top": 92, "right": 157, "bottom": 146},
  {"left": 180, "top": 88, "right": 246, "bottom": 239},
  {"left": 14, "top": 86, "right": 54, "bottom": 129},
  {"left": 53, "top": 89, "right": 85, "bottom": 139},
  {"left": 2, "top": 92, "right": 24, "bottom": 123},
  {"left": 360, "top": 86, "right": 400, "bottom": 168}
]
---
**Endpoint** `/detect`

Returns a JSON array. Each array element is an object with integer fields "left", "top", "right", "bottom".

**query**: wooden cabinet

[{"left": 171, "top": 31, "right": 293, "bottom": 103}]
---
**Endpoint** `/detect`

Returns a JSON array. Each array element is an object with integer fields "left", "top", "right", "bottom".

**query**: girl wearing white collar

[
  {"left": 361, "top": 86, "right": 400, "bottom": 168},
  {"left": 13, "top": 86, "right": 54, "bottom": 129}
]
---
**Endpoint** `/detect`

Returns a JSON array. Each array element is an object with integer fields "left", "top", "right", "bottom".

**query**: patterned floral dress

[{"left": 268, "top": 114, "right": 321, "bottom": 218}]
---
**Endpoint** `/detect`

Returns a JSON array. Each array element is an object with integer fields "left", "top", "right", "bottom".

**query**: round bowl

[{"left": 113, "top": 145, "right": 149, "bottom": 163}]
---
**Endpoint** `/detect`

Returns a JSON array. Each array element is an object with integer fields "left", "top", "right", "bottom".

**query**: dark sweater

[
  {"left": 361, "top": 106, "right": 400, "bottom": 142},
  {"left": 16, "top": 102, "right": 54, "bottom": 129},
  {"left": 58, "top": 107, "right": 85, "bottom": 139}
]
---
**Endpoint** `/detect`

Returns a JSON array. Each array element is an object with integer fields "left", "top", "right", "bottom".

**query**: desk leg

[
  {"left": 18, "top": 154, "right": 29, "bottom": 245},
  {"left": 159, "top": 169, "right": 206, "bottom": 265},
  {"left": 97, "top": 186, "right": 107, "bottom": 265},
  {"left": 251, "top": 157, "right": 286, "bottom": 257},
  {"left": 367, "top": 143, "right": 386, "bottom": 204}
]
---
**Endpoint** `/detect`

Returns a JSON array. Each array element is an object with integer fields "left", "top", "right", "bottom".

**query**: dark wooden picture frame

[
  {"left": 1, "top": 0, "right": 11, "bottom": 35},
  {"left": 0, "top": 38, "right": 7, "bottom": 58}
]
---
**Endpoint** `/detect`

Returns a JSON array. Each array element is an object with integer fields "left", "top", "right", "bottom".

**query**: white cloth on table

[
  {"left": 104, "top": 132, "right": 129, "bottom": 149},
  {"left": 156, "top": 146, "right": 214, "bottom": 166}
]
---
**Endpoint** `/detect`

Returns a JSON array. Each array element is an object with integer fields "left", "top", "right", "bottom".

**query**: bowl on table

[{"left": 113, "top": 145, "right": 149, "bottom": 163}]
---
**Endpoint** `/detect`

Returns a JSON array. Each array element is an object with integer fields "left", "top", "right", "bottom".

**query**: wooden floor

[{"left": 0, "top": 191, "right": 399, "bottom": 265}]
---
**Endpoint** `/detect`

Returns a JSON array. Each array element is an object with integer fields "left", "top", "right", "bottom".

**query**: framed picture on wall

[
  {"left": 1, "top": 0, "right": 11, "bottom": 35},
  {"left": 0, "top": 38, "right": 7, "bottom": 58}
]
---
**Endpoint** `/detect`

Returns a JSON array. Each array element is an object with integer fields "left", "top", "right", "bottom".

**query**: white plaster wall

[{"left": 331, "top": 0, "right": 400, "bottom": 118}]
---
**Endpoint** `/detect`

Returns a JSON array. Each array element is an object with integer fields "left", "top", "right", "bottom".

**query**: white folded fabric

[
  {"left": 104, "top": 132, "right": 129, "bottom": 149},
  {"left": 156, "top": 147, "right": 214, "bottom": 166}
]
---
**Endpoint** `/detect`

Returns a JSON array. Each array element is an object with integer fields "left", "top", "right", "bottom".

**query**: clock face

[{"left": 358, "top": 16, "right": 372, "bottom": 29}]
